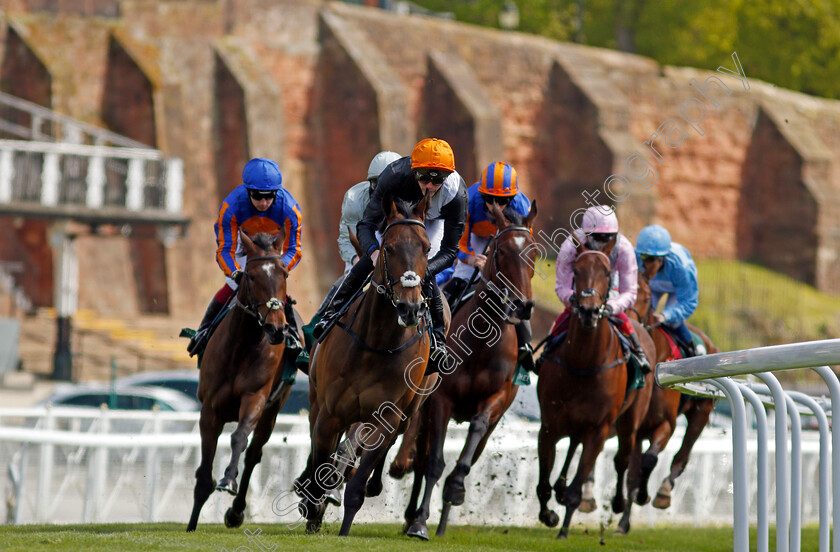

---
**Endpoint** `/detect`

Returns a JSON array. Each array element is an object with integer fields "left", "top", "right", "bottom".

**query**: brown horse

[
  {"left": 536, "top": 243, "right": 654, "bottom": 539},
  {"left": 400, "top": 202, "right": 538, "bottom": 540},
  {"left": 615, "top": 273, "right": 717, "bottom": 533},
  {"left": 187, "top": 231, "right": 296, "bottom": 532},
  {"left": 298, "top": 192, "right": 445, "bottom": 536}
]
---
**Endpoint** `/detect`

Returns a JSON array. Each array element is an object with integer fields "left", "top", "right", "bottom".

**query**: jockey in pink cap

[{"left": 551, "top": 206, "right": 650, "bottom": 372}]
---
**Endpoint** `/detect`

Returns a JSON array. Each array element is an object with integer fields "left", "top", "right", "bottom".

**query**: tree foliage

[{"left": 410, "top": 0, "right": 840, "bottom": 99}]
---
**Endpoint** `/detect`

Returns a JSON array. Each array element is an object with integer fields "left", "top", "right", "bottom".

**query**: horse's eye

[
  {"left": 384, "top": 245, "right": 394, "bottom": 255},
  {"left": 424, "top": 246, "right": 431, "bottom": 255}
]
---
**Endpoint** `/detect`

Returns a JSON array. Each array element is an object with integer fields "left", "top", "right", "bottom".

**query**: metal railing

[{"left": 657, "top": 339, "right": 840, "bottom": 552}]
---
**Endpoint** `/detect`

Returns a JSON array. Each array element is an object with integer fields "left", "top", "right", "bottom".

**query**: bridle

[
  {"left": 477, "top": 224, "right": 532, "bottom": 323},
  {"left": 235, "top": 254, "right": 286, "bottom": 327},
  {"left": 371, "top": 218, "right": 427, "bottom": 310},
  {"left": 571, "top": 250, "right": 611, "bottom": 322}
]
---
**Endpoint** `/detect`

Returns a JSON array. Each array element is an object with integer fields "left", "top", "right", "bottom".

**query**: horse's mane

[
  {"left": 501, "top": 206, "right": 524, "bottom": 226},
  {"left": 251, "top": 233, "right": 277, "bottom": 253}
]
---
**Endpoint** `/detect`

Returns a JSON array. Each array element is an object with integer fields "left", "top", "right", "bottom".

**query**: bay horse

[
  {"left": 614, "top": 272, "right": 717, "bottom": 534},
  {"left": 401, "top": 201, "right": 538, "bottom": 540},
  {"left": 187, "top": 231, "right": 296, "bottom": 532},
  {"left": 298, "top": 191, "right": 445, "bottom": 536},
  {"left": 536, "top": 242, "right": 654, "bottom": 539}
]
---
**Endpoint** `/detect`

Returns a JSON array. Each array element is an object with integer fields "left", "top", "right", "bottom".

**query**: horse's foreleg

[
  {"left": 403, "top": 411, "right": 430, "bottom": 533},
  {"left": 578, "top": 472, "right": 597, "bottom": 513},
  {"left": 559, "top": 426, "right": 608, "bottom": 539},
  {"left": 553, "top": 437, "right": 579, "bottom": 505},
  {"left": 442, "top": 412, "right": 491, "bottom": 508},
  {"left": 365, "top": 451, "right": 388, "bottom": 497},
  {"left": 617, "top": 437, "right": 643, "bottom": 535},
  {"left": 637, "top": 420, "right": 673, "bottom": 506},
  {"left": 225, "top": 399, "right": 282, "bottom": 529},
  {"left": 339, "top": 428, "right": 398, "bottom": 536},
  {"left": 390, "top": 414, "right": 421, "bottom": 479},
  {"left": 217, "top": 394, "right": 265, "bottom": 496},
  {"left": 655, "top": 398, "right": 714, "bottom": 509},
  {"left": 301, "top": 412, "right": 343, "bottom": 533},
  {"left": 187, "top": 408, "right": 223, "bottom": 532},
  {"left": 537, "top": 425, "right": 561, "bottom": 529},
  {"left": 406, "top": 399, "right": 451, "bottom": 541}
]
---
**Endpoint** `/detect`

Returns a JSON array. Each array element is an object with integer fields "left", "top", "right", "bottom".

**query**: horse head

[
  {"left": 484, "top": 199, "right": 538, "bottom": 321},
  {"left": 571, "top": 239, "right": 613, "bottom": 331},
  {"left": 377, "top": 190, "right": 431, "bottom": 328},
  {"left": 632, "top": 273, "right": 653, "bottom": 325},
  {"left": 238, "top": 229, "right": 290, "bottom": 345}
]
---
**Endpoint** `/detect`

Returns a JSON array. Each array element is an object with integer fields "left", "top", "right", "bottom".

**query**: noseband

[
  {"left": 372, "top": 218, "right": 427, "bottom": 310},
  {"left": 236, "top": 254, "right": 286, "bottom": 327},
  {"left": 571, "top": 250, "right": 611, "bottom": 322},
  {"left": 478, "top": 225, "right": 532, "bottom": 323}
]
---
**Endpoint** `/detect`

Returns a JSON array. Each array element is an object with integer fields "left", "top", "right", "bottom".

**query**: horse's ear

[
  {"left": 602, "top": 235, "right": 616, "bottom": 256},
  {"left": 525, "top": 199, "right": 537, "bottom": 229},
  {"left": 489, "top": 201, "right": 508, "bottom": 230},
  {"left": 348, "top": 227, "right": 363, "bottom": 259},
  {"left": 382, "top": 189, "right": 397, "bottom": 221},
  {"left": 272, "top": 226, "right": 286, "bottom": 253},
  {"left": 413, "top": 191, "right": 430, "bottom": 221},
  {"left": 240, "top": 230, "right": 257, "bottom": 256}
]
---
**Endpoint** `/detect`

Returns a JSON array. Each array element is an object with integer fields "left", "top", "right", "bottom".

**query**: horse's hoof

[
  {"left": 306, "top": 519, "right": 322, "bottom": 534},
  {"left": 442, "top": 483, "right": 466, "bottom": 506},
  {"left": 556, "top": 527, "right": 569, "bottom": 540},
  {"left": 611, "top": 495, "right": 625, "bottom": 514},
  {"left": 406, "top": 521, "right": 430, "bottom": 541},
  {"left": 366, "top": 478, "right": 383, "bottom": 498},
  {"left": 216, "top": 478, "right": 238, "bottom": 496},
  {"left": 224, "top": 507, "right": 244, "bottom": 529},
  {"left": 578, "top": 498, "right": 597, "bottom": 513},
  {"left": 652, "top": 492, "right": 671, "bottom": 509},
  {"left": 539, "top": 510, "right": 559, "bottom": 528},
  {"left": 615, "top": 524, "right": 629, "bottom": 536},
  {"left": 326, "top": 487, "right": 342, "bottom": 506},
  {"left": 388, "top": 462, "right": 408, "bottom": 480},
  {"left": 636, "top": 489, "right": 650, "bottom": 506}
]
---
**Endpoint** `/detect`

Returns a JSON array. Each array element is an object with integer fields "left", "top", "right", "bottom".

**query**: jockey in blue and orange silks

[
  {"left": 442, "top": 161, "right": 537, "bottom": 373},
  {"left": 552, "top": 206, "right": 651, "bottom": 372},
  {"left": 187, "top": 157, "right": 303, "bottom": 356}
]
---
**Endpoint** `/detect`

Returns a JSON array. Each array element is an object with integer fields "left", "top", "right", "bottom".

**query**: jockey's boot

[
  {"left": 426, "top": 281, "right": 448, "bottom": 376},
  {"left": 187, "top": 298, "right": 225, "bottom": 357},
  {"left": 313, "top": 255, "right": 373, "bottom": 340},
  {"left": 626, "top": 330, "right": 651, "bottom": 374},
  {"left": 515, "top": 319, "right": 537, "bottom": 374},
  {"left": 284, "top": 296, "right": 303, "bottom": 353},
  {"left": 442, "top": 276, "right": 468, "bottom": 307}
]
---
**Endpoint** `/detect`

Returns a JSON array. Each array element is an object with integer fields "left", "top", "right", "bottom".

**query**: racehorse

[
  {"left": 615, "top": 273, "right": 717, "bottom": 534},
  {"left": 536, "top": 242, "right": 654, "bottom": 539},
  {"left": 187, "top": 231, "right": 296, "bottom": 532},
  {"left": 298, "top": 191, "right": 445, "bottom": 536},
  {"left": 401, "top": 202, "right": 538, "bottom": 540}
]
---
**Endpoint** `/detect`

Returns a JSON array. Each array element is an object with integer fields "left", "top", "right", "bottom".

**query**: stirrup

[
  {"left": 425, "top": 330, "right": 447, "bottom": 376},
  {"left": 517, "top": 345, "right": 536, "bottom": 374}
]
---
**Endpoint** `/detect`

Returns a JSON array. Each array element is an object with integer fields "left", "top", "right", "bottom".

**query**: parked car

[
  {"left": 39, "top": 384, "right": 200, "bottom": 412},
  {"left": 115, "top": 369, "right": 311, "bottom": 416}
]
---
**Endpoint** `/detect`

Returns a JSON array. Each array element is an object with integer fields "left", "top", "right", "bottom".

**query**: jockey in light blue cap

[{"left": 635, "top": 224, "right": 699, "bottom": 356}]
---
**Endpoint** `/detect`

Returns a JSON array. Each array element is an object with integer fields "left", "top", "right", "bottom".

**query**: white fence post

[
  {"left": 738, "top": 384, "right": 769, "bottom": 552},
  {"left": 35, "top": 405, "right": 54, "bottom": 522}
]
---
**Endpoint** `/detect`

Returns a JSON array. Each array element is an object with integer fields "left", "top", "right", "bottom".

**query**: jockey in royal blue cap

[
  {"left": 187, "top": 157, "right": 303, "bottom": 356},
  {"left": 635, "top": 224, "right": 700, "bottom": 357}
]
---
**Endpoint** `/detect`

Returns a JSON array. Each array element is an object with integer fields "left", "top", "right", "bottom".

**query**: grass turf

[{"left": 0, "top": 522, "right": 819, "bottom": 551}]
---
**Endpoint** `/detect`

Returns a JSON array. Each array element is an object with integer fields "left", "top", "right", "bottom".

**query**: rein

[
  {"left": 476, "top": 225, "right": 532, "bottom": 324},
  {"left": 335, "top": 217, "right": 429, "bottom": 355},
  {"left": 234, "top": 254, "right": 287, "bottom": 327},
  {"left": 542, "top": 325, "right": 628, "bottom": 376}
]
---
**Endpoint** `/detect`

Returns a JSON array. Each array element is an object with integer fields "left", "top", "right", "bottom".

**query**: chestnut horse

[
  {"left": 615, "top": 273, "right": 717, "bottom": 534},
  {"left": 536, "top": 243, "right": 654, "bottom": 539},
  {"left": 298, "top": 192, "right": 445, "bottom": 536},
  {"left": 187, "top": 231, "right": 296, "bottom": 532},
  {"left": 401, "top": 202, "right": 538, "bottom": 540}
]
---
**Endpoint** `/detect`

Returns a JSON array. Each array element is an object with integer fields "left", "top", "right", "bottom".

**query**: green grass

[
  {"left": 0, "top": 522, "right": 819, "bottom": 551},
  {"left": 531, "top": 257, "right": 840, "bottom": 352}
]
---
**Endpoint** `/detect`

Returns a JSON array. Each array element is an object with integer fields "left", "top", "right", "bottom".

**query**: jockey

[
  {"left": 314, "top": 138, "right": 468, "bottom": 375},
  {"left": 553, "top": 206, "right": 651, "bottom": 372},
  {"left": 186, "top": 158, "right": 303, "bottom": 356},
  {"left": 337, "top": 151, "right": 402, "bottom": 273},
  {"left": 442, "top": 161, "right": 536, "bottom": 373},
  {"left": 635, "top": 224, "right": 699, "bottom": 356}
]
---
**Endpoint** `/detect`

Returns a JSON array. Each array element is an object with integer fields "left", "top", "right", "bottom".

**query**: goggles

[
  {"left": 248, "top": 189, "right": 276, "bottom": 201},
  {"left": 414, "top": 169, "right": 447, "bottom": 185},
  {"left": 640, "top": 254, "right": 664, "bottom": 263},
  {"left": 481, "top": 194, "right": 511, "bottom": 207}
]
